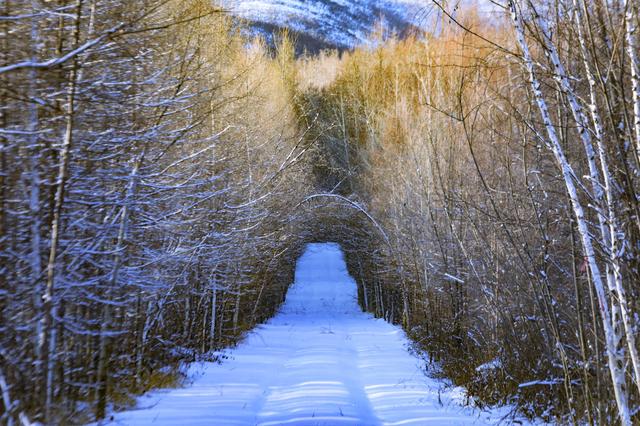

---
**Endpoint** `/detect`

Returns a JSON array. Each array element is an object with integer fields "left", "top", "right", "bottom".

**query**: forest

[{"left": 1, "top": 0, "right": 639, "bottom": 424}]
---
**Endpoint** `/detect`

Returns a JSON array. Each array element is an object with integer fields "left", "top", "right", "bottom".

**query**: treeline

[
  {"left": 296, "top": 3, "right": 640, "bottom": 424},
  {"left": 0, "top": 0, "right": 319, "bottom": 423}
]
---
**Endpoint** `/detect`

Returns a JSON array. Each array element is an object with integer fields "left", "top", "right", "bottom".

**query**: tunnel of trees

[{"left": 1, "top": 0, "right": 640, "bottom": 424}]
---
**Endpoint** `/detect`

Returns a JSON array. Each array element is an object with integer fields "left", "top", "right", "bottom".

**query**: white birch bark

[
  {"left": 509, "top": 2, "right": 631, "bottom": 423},
  {"left": 42, "top": 67, "right": 77, "bottom": 424},
  {"left": 29, "top": 0, "right": 43, "bottom": 363},
  {"left": 42, "top": 0, "right": 85, "bottom": 419},
  {"left": 571, "top": 0, "right": 640, "bottom": 398},
  {"left": 625, "top": 0, "right": 640, "bottom": 160},
  {"left": 209, "top": 279, "right": 217, "bottom": 350},
  {"left": 0, "top": 366, "right": 13, "bottom": 426},
  {"left": 42, "top": 60, "right": 77, "bottom": 425}
]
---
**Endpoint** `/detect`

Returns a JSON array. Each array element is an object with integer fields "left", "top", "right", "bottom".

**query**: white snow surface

[
  {"left": 219, "top": 0, "right": 432, "bottom": 48},
  {"left": 219, "top": 0, "right": 500, "bottom": 49},
  {"left": 102, "top": 243, "right": 521, "bottom": 425}
]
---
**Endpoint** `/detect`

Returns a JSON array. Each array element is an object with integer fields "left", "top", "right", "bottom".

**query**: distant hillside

[{"left": 220, "top": 0, "right": 433, "bottom": 52}]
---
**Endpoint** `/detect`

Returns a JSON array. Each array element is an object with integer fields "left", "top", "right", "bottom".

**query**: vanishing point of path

[{"left": 104, "top": 243, "right": 501, "bottom": 425}]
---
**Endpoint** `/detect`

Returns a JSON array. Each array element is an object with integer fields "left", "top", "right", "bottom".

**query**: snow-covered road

[{"left": 105, "top": 243, "right": 506, "bottom": 425}]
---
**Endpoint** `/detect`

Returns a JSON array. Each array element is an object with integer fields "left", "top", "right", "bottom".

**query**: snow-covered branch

[{"left": 0, "top": 23, "right": 124, "bottom": 74}]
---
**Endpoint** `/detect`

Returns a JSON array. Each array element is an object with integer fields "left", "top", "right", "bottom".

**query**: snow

[
  {"left": 101, "top": 243, "right": 519, "bottom": 425},
  {"left": 219, "top": 0, "right": 501, "bottom": 49},
  {"left": 475, "top": 359, "right": 501, "bottom": 373},
  {"left": 219, "top": 0, "right": 430, "bottom": 48}
]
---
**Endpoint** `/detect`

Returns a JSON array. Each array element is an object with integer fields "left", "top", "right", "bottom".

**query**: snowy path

[{"left": 105, "top": 243, "right": 504, "bottom": 425}]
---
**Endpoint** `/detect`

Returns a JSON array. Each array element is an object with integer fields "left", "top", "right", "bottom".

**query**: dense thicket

[
  {"left": 0, "top": 1, "right": 320, "bottom": 423},
  {"left": 296, "top": 3, "right": 640, "bottom": 423}
]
